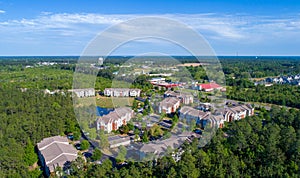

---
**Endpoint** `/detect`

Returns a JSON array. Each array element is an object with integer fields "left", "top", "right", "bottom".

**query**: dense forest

[
  {"left": 227, "top": 84, "right": 300, "bottom": 108},
  {"left": 220, "top": 56, "right": 300, "bottom": 78},
  {"left": 0, "top": 87, "right": 80, "bottom": 177}
]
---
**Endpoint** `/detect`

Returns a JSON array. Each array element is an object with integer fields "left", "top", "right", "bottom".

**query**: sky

[{"left": 1, "top": 0, "right": 300, "bottom": 56}]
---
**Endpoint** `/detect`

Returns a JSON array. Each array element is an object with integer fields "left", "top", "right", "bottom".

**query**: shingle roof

[
  {"left": 180, "top": 106, "right": 208, "bottom": 118},
  {"left": 37, "top": 136, "right": 78, "bottom": 172},
  {"left": 98, "top": 107, "right": 133, "bottom": 125},
  {"left": 108, "top": 135, "right": 131, "bottom": 145},
  {"left": 165, "top": 90, "right": 193, "bottom": 98},
  {"left": 140, "top": 132, "right": 192, "bottom": 154},
  {"left": 160, "top": 97, "right": 180, "bottom": 108},
  {"left": 225, "top": 104, "right": 253, "bottom": 114},
  {"left": 37, "top": 136, "right": 68, "bottom": 150}
]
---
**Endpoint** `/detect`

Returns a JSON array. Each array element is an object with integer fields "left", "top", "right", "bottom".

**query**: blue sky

[{"left": 1, "top": 0, "right": 300, "bottom": 56}]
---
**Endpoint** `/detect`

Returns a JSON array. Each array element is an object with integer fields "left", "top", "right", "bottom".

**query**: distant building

[
  {"left": 196, "top": 103, "right": 211, "bottom": 112},
  {"left": 164, "top": 90, "right": 194, "bottom": 105},
  {"left": 158, "top": 120, "right": 173, "bottom": 130},
  {"left": 139, "top": 132, "right": 193, "bottom": 158},
  {"left": 98, "top": 57, "right": 104, "bottom": 65},
  {"left": 158, "top": 97, "right": 180, "bottom": 114},
  {"left": 149, "top": 73, "right": 172, "bottom": 77},
  {"left": 44, "top": 89, "right": 64, "bottom": 95},
  {"left": 262, "top": 74, "right": 300, "bottom": 86},
  {"left": 198, "top": 83, "right": 222, "bottom": 92},
  {"left": 37, "top": 136, "right": 78, "bottom": 176},
  {"left": 179, "top": 106, "right": 209, "bottom": 123},
  {"left": 224, "top": 104, "right": 254, "bottom": 122},
  {"left": 104, "top": 88, "right": 141, "bottom": 97},
  {"left": 96, "top": 107, "right": 134, "bottom": 133},
  {"left": 149, "top": 77, "right": 166, "bottom": 83},
  {"left": 108, "top": 135, "right": 131, "bottom": 148},
  {"left": 149, "top": 78, "right": 183, "bottom": 89},
  {"left": 68, "top": 88, "right": 95, "bottom": 98},
  {"left": 178, "top": 104, "right": 254, "bottom": 129}
]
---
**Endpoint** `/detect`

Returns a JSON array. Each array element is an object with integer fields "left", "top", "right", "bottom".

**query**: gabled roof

[
  {"left": 108, "top": 135, "right": 131, "bottom": 146},
  {"left": 37, "top": 136, "right": 69, "bottom": 150},
  {"left": 98, "top": 107, "right": 133, "bottom": 125},
  {"left": 199, "top": 83, "right": 221, "bottom": 90},
  {"left": 180, "top": 106, "right": 208, "bottom": 118},
  {"left": 225, "top": 104, "right": 253, "bottom": 114},
  {"left": 37, "top": 136, "right": 78, "bottom": 172},
  {"left": 179, "top": 106, "right": 193, "bottom": 115},
  {"left": 159, "top": 97, "right": 180, "bottom": 108},
  {"left": 140, "top": 132, "right": 192, "bottom": 154},
  {"left": 165, "top": 90, "right": 193, "bottom": 98}
]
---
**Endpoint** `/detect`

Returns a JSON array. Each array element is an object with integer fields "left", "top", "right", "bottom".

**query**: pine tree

[{"left": 24, "top": 138, "right": 38, "bottom": 166}]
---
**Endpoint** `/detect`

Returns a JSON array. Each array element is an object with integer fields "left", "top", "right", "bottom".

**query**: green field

[
  {"left": 75, "top": 96, "right": 134, "bottom": 108},
  {"left": 96, "top": 96, "right": 134, "bottom": 108}
]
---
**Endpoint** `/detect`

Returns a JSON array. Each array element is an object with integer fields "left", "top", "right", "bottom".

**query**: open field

[
  {"left": 75, "top": 96, "right": 134, "bottom": 108},
  {"left": 96, "top": 95, "right": 134, "bottom": 108},
  {"left": 177, "top": 63, "right": 209, "bottom": 67}
]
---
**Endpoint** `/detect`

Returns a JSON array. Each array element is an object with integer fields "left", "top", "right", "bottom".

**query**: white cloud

[
  {"left": 1, "top": 12, "right": 300, "bottom": 55},
  {"left": 0, "top": 12, "right": 247, "bottom": 40},
  {"left": 0, "top": 10, "right": 5, "bottom": 14}
]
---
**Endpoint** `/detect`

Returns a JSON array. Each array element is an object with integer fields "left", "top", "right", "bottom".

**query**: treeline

[
  {"left": 227, "top": 84, "right": 300, "bottom": 108},
  {"left": 0, "top": 56, "right": 78, "bottom": 66},
  {"left": 220, "top": 56, "right": 300, "bottom": 78}
]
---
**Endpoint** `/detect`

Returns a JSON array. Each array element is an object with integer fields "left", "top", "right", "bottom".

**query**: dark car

[
  {"left": 83, "top": 152, "right": 92, "bottom": 158},
  {"left": 194, "top": 129, "right": 202, "bottom": 134}
]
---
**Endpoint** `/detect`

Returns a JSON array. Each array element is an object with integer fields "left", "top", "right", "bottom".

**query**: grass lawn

[
  {"left": 180, "top": 88, "right": 198, "bottom": 94},
  {"left": 74, "top": 95, "right": 134, "bottom": 108},
  {"left": 96, "top": 95, "right": 134, "bottom": 108},
  {"left": 74, "top": 97, "right": 96, "bottom": 107}
]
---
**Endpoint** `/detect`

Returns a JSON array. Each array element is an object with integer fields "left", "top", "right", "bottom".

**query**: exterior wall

[
  {"left": 112, "top": 122, "right": 117, "bottom": 131},
  {"left": 104, "top": 89, "right": 111, "bottom": 96},
  {"left": 183, "top": 96, "right": 193, "bottom": 104},
  {"left": 174, "top": 101, "right": 180, "bottom": 112},
  {"left": 238, "top": 110, "right": 247, "bottom": 119},
  {"left": 159, "top": 100, "right": 180, "bottom": 114},
  {"left": 98, "top": 120, "right": 113, "bottom": 133},
  {"left": 71, "top": 89, "right": 95, "bottom": 98},
  {"left": 204, "top": 88, "right": 214, "bottom": 92},
  {"left": 159, "top": 106, "right": 171, "bottom": 114},
  {"left": 225, "top": 107, "right": 253, "bottom": 122},
  {"left": 107, "top": 123, "right": 112, "bottom": 133},
  {"left": 104, "top": 88, "right": 141, "bottom": 97},
  {"left": 110, "top": 140, "right": 131, "bottom": 148},
  {"left": 130, "top": 90, "right": 141, "bottom": 97},
  {"left": 97, "top": 109, "right": 133, "bottom": 133},
  {"left": 38, "top": 150, "right": 50, "bottom": 177}
]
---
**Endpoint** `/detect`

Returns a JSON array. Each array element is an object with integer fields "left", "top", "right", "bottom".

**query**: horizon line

[{"left": 1, "top": 55, "right": 300, "bottom": 57}]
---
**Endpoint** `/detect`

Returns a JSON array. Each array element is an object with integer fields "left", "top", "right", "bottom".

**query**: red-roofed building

[{"left": 198, "top": 83, "right": 222, "bottom": 92}]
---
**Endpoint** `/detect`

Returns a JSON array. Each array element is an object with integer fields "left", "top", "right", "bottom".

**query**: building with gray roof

[
  {"left": 37, "top": 136, "right": 78, "bottom": 176},
  {"left": 96, "top": 107, "right": 134, "bottom": 133}
]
